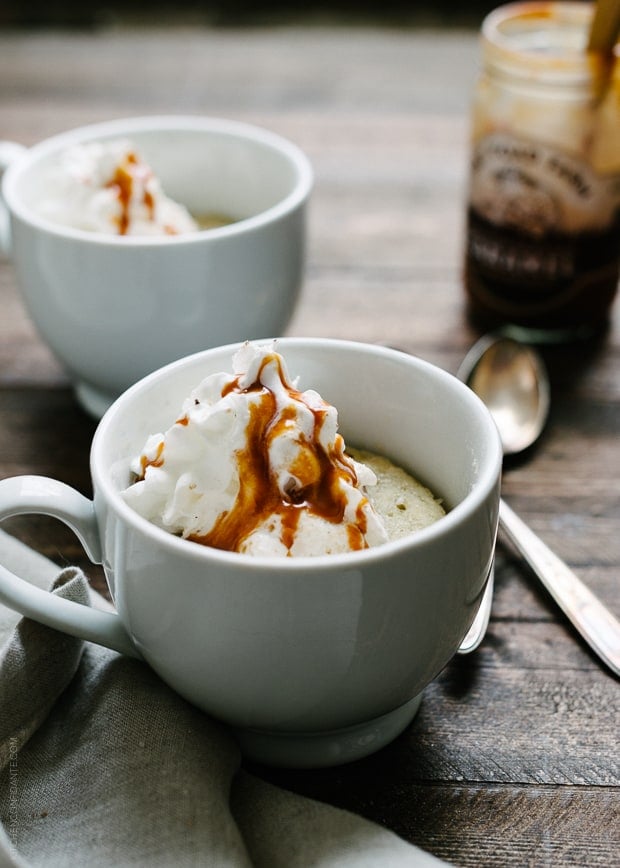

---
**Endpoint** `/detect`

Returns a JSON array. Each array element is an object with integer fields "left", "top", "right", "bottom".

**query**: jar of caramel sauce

[{"left": 464, "top": 2, "right": 620, "bottom": 341}]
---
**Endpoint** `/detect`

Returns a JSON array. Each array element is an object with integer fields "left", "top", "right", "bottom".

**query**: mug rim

[
  {"left": 91, "top": 337, "right": 503, "bottom": 573},
  {"left": 1, "top": 114, "right": 314, "bottom": 246}
]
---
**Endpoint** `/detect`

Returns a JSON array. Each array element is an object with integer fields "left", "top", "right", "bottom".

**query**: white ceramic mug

[
  {"left": 0, "top": 116, "right": 312, "bottom": 418},
  {"left": 0, "top": 339, "right": 502, "bottom": 767}
]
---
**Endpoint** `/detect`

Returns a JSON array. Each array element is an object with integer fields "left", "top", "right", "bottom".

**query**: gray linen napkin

[{"left": 0, "top": 530, "right": 448, "bottom": 867}]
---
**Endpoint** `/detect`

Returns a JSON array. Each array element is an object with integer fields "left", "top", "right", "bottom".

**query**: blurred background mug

[{"left": 0, "top": 115, "right": 313, "bottom": 417}]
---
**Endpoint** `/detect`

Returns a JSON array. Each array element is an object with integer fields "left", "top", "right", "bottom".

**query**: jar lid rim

[{"left": 481, "top": 1, "right": 617, "bottom": 82}]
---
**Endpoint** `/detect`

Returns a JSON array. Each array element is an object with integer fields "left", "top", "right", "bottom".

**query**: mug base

[
  {"left": 234, "top": 692, "right": 423, "bottom": 769},
  {"left": 74, "top": 380, "right": 118, "bottom": 419}
]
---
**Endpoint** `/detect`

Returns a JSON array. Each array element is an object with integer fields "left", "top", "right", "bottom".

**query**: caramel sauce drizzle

[
  {"left": 139, "top": 440, "right": 164, "bottom": 476},
  {"left": 188, "top": 353, "right": 370, "bottom": 554},
  {"left": 105, "top": 151, "right": 160, "bottom": 235}
]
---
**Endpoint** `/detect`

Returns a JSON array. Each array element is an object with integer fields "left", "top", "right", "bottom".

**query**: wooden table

[{"left": 1, "top": 26, "right": 618, "bottom": 867}]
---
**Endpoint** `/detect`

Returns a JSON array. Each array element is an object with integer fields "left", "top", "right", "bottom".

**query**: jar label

[
  {"left": 469, "top": 132, "right": 619, "bottom": 236},
  {"left": 465, "top": 133, "right": 620, "bottom": 329}
]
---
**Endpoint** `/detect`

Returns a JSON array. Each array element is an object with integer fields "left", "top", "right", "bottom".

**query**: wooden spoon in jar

[{"left": 588, "top": 0, "right": 620, "bottom": 53}]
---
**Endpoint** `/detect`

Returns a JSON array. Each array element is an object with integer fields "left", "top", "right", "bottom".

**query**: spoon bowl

[{"left": 458, "top": 334, "right": 550, "bottom": 455}]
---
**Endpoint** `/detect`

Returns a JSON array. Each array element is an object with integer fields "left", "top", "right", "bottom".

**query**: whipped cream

[
  {"left": 123, "top": 342, "right": 389, "bottom": 557},
  {"left": 36, "top": 139, "right": 199, "bottom": 236}
]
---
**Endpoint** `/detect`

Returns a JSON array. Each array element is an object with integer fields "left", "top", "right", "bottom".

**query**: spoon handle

[{"left": 499, "top": 499, "right": 620, "bottom": 678}]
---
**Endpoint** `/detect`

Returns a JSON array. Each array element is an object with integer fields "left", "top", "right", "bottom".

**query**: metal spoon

[{"left": 459, "top": 333, "right": 620, "bottom": 678}]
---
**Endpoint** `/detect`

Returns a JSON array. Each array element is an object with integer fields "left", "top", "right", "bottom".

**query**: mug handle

[
  {"left": 0, "top": 475, "right": 140, "bottom": 658},
  {"left": 0, "top": 140, "right": 27, "bottom": 256}
]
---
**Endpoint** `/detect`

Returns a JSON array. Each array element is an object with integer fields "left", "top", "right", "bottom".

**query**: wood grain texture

[{"left": 0, "top": 27, "right": 618, "bottom": 867}]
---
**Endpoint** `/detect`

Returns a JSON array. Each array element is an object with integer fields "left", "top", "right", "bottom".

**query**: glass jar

[{"left": 463, "top": 1, "right": 620, "bottom": 341}]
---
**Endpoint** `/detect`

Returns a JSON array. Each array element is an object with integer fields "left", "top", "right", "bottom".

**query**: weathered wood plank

[
  {"left": 0, "top": 29, "right": 480, "bottom": 111},
  {"left": 259, "top": 773, "right": 620, "bottom": 866},
  {"left": 312, "top": 783, "right": 620, "bottom": 867}
]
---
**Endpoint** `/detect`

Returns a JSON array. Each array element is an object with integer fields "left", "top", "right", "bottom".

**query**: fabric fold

[
  {"left": 232, "top": 771, "right": 447, "bottom": 867},
  {"left": 0, "top": 570, "right": 251, "bottom": 867},
  {"left": 0, "top": 568, "right": 88, "bottom": 769}
]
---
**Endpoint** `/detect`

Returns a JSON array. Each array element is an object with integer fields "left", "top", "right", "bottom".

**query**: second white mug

[{"left": 0, "top": 115, "right": 313, "bottom": 417}]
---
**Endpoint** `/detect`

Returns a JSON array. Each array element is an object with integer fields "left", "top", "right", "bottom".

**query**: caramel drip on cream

[
  {"left": 139, "top": 440, "right": 164, "bottom": 475},
  {"left": 105, "top": 151, "right": 159, "bottom": 235},
  {"left": 187, "top": 353, "right": 370, "bottom": 555}
]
